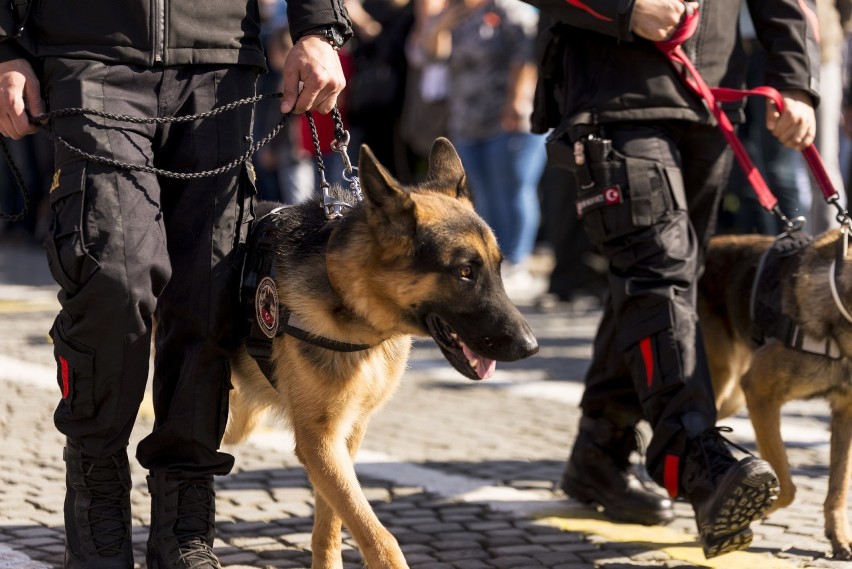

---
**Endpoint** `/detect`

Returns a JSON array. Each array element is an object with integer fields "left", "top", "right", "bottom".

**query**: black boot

[
  {"left": 560, "top": 415, "right": 674, "bottom": 526},
  {"left": 63, "top": 439, "right": 134, "bottom": 569},
  {"left": 147, "top": 471, "right": 220, "bottom": 568},
  {"left": 679, "top": 427, "right": 779, "bottom": 558}
]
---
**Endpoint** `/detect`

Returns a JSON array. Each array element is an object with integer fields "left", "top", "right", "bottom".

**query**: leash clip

[{"left": 330, "top": 130, "right": 363, "bottom": 203}]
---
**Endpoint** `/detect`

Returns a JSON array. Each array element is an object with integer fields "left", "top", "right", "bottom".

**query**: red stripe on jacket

[{"left": 564, "top": 0, "right": 613, "bottom": 22}]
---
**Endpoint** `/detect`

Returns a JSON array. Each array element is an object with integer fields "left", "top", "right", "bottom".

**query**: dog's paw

[{"left": 831, "top": 543, "right": 852, "bottom": 561}]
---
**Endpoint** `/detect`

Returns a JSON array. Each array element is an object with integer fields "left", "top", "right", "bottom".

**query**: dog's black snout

[{"left": 516, "top": 328, "right": 539, "bottom": 359}]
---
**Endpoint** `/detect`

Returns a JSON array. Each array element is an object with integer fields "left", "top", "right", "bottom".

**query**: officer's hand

[
  {"left": 280, "top": 35, "right": 346, "bottom": 115},
  {"left": 0, "top": 58, "right": 43, "bottom": 140},
  {"left": 631, "top": 0, "right": 697, "bottom": 41},
  {"left": 766, "top": 90, "right": 816, "bottom": 150}
]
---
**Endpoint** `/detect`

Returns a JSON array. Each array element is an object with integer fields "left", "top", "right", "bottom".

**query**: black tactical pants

[
  {"left": 43, "top": 58, "right": 257, "bottom": 475},
  {"left": 562, "top": 120, "right": 734, "bottom": 485}
]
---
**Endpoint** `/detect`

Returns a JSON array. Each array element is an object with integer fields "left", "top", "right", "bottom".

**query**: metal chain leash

[
  {"left": 0, "top": 92, "right": 360, "bottom": 221},
  {"left": 35, "top": 92, "right": 287, "bottom": 180}
]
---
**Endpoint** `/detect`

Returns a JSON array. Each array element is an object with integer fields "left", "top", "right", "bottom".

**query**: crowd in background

[{"left": 2, "top": 0, "right": 852, "bottom": 303}]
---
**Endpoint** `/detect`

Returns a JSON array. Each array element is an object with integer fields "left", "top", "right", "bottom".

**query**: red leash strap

[{"left": 655, "top": 9, "right": 840, "bottom": 222}]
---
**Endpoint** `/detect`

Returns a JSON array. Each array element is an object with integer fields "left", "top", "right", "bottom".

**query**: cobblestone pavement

[{"left": 0, "top": 237, "right": 849, "bottom": 569}]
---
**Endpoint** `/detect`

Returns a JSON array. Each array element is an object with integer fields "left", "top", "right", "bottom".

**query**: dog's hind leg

[
  {"left": 825, "top": 396, "right": 852, "bottom": 560},
  {"left": 295, "top": 420, "right": 409, "bottom": 569}
]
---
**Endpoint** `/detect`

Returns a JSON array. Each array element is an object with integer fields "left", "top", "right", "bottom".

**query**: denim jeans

[{"left": 454, "top": 131, "right": 546, "bottom": 265}]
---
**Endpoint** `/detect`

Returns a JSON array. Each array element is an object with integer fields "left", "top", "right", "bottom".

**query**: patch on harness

[
  {"left": 576, "top": 185, "right": 623, "bottom": 217},
  {"left": 255, "top": 276, "right": 279, "bottom": 339}
]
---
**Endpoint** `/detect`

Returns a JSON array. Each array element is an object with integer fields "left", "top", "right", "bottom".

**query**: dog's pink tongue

[{"left": 462, "top": 344, "right": 497, "bottom": 379}]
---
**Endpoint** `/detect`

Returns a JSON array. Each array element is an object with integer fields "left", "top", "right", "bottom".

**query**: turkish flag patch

[{"left": 576, "top": 185, "right": 623, "bottom": 217}]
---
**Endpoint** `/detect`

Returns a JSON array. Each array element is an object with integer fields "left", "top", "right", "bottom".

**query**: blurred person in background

[{"left": 423, "top": 0, "right": 546, "bottom": 298}]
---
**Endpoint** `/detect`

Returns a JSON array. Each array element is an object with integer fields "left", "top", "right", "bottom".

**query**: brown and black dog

[
  {"left": 698, "top": 229, "right": 852, "bottom": 560},
  {"left": 222, "top": 138, "right": 539, "bottom": 569}
]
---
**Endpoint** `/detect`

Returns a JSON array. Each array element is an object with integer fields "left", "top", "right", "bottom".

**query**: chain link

[{"left": 1, "top": 92, "right": 359, "bottom": 221}]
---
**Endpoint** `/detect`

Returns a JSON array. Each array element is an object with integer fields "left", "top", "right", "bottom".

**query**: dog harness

[
  {"left": 749, "top": 231, "right": 843, "bottom": 359},
  {"left": 240, "top": 207, "right": 372, "bottom": 388}
]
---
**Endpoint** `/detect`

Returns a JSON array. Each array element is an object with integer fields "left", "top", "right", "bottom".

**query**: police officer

[
  {"left": 526, "top": 0, "right": 817, "bottom": 558},
  {"left": 0, "top": 1, "right": 351, "bottom": 567}
]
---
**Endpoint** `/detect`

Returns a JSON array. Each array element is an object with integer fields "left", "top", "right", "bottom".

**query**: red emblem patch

[{"left": 255, "top": 276, "right": 279, "bottom": 339}]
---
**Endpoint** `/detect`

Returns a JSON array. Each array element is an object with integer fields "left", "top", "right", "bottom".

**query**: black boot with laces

[
  {"left": 64, "top": 439, "right": 134, "bottom": 569},
  {"left": 560, "top": 415, "right": 674, "bottom": 526},
  {"left": 678, "top": 427, "right": 779, "bottom": 558},
  {"left": 147, "top": 471, "right": 220, "bottom": 568}
]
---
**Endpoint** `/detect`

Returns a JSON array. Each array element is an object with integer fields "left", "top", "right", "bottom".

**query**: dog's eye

[{"left": 458, "top": 265, "right": 473, "bottom": 280}]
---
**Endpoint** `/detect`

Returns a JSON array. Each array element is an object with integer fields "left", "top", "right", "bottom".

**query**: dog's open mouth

[{"left": 426, "top": 314, "right": 496, "bottom": 380}]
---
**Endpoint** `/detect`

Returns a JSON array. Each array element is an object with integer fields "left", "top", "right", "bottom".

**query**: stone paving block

[
  {"left": 396, "top": 531, "right": 435, "bottom": 545},
  {"left": 466, "top": 521, "right": 513, "bottom": 532},
  {"left": 404, "top": 552, "right": 441, "bottom": 565},
  {"left": 487, "top": 555, "right": 540, "bottom": 568},
  {"left": 434, "top": 548, "right": 492, "bottom": 562},
  {"left": 431, "top": 539, "right": 483, "bottom": 551},
  {"left": 532, "top": 551, "right": 584, "bottom": 565},
  {"left": 451, "top": 559, "right": 494, "bottom": 569},
  {"left": 490, "top": 544, "right": 550, "bottom": 557}
]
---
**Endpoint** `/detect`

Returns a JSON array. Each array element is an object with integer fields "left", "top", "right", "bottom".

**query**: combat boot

[
  {"left": 560, "top": 415, "right": 674, "bottom": 526},
  {"left": 676, "top": 427, "right": 779, "bottom": 558},
  {"left": 63, "top": 439, "right": 134, "bottom": 569},
  {"left": 147, "top": 471, "right": 220, "bottom": 568}
]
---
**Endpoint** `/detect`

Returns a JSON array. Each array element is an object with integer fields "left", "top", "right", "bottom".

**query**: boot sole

[
  {"left": 561, "top": 473, "right": 675, "bottom": 526},
  {"left": 698, "top": 457, "right": 779, "bottom": 558}
]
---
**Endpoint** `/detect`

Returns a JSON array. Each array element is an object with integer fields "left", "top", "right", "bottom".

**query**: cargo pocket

[
  {"left": 619, "top": 306, "right": 684, "bottom": 402},
  {"left": 578, "top": 150, "right": 675, "bottom": 246},
  {"left": 51, "top": 323, "right": 96, "bottom": 419},
  {"left": 44, "top": 163, "right": 101, "bottom": 296}
]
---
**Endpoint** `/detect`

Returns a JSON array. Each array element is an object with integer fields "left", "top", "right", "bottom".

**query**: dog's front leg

[
  {"left": 743, "top": 361, "right": 795, "bottom": 512},
  {"left": 824, "top": 400, "right": 852, "bottom": 560},
  {"left": 311, "top": 494, "right": 344, "bottom": 569},
  {"left": 295, "top": 424, "right": 409, "bottom": 569}
]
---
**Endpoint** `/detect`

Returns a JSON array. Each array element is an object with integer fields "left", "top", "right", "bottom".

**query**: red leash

[{"left": 655, "top": 9, "right": 849, "bottom": 230}]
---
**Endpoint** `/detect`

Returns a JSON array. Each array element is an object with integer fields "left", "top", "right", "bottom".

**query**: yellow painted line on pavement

[
  {"left": 540, "top": 514, "right": 798, "bottom": 569},
  {"left": 0, "top": 298, "right": 59, "bottom": 313}
]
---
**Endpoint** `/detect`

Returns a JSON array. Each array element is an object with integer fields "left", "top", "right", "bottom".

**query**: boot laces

[
  {"left": 692, "top": 426, "right": 752, "bottom": 487},
  {"left": 165, "top": 479, "right": 218, "bottom": 567},
  {"left": 80, "top": 456, "right": 129, "bottom": 556}
]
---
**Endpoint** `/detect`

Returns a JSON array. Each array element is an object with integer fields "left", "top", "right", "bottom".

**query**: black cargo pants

[
  {"left": 559, "top": 120, "right": 734, "bottom": 489},
  {"left": 43, "top": 58, "right": 257, "bottom": 475}
]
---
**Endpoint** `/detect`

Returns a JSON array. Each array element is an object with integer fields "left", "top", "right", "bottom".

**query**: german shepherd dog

[
  {"left": 697, "top": 229, "right": 852, "bottom": 560},
  {"left": 222, "top": 138, "right": 539, "bottom": 568}
]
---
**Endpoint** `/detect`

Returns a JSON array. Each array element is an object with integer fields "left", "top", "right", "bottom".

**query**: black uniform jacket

[
  {"left": 0, "top": 0, "right": 352, "bottom": 69},
  {"left": 527, "top": 0, "right": 820, "bottom": 135}
]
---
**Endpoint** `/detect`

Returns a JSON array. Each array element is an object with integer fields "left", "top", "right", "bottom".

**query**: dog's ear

[
  {"left": 359, "top": 144, "right": 417, "bottom": 253},
  {"left": 426, "top": 137, "right": 472, "bottom": 202}
]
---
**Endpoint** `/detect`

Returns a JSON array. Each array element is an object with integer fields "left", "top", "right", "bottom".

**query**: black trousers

[
  {"left": 43, "top": 58, "right": 257, "bottom": 475},
  {"left": 561, "top": 120, "right": 734, "bottom": 484}
]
